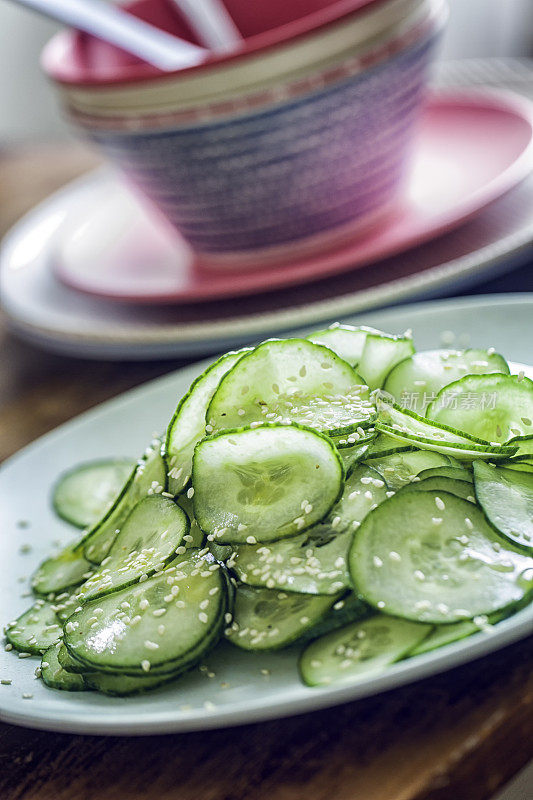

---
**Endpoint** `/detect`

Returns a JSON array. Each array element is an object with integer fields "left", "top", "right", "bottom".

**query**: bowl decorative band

[{"left": 67, "top": 13, "right": 444, "bottom": 268}]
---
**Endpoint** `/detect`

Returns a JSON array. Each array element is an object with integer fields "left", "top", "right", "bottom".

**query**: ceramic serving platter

[{"left": 1, "top": 294, "right": 532, "bottom": 735}]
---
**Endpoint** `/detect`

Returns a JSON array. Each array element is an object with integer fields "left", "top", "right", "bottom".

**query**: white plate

[{"left": 1, "top": 294, "right": 532, "bottom": 735}]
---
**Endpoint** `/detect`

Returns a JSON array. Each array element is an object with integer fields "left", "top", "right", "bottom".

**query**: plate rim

[{"left": 1, "top": 295, "right": 533, "bottom": 735}]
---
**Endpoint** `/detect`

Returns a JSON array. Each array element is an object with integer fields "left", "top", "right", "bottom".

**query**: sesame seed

[
  {"left": 186, "top": 487, "right": 195, "bottom": 499},
  {"left": 199, "top": 612, "right": 209, "bottom": 624},
  {"left": 465, "top": 518, "right": 474, "bottom": 530},
  {"left": 389, "top": 551, "right": 401, "bottom": 562},
  {"left": 432, "top": 517, "right": 443, "bottom": 526},
  {"left": 373, "top": 556, "right": 383, "bottom": 568},
  {"left": 414, "top": 570, "right": 425, "bottom": 581},
  {"left": 4, "top": 644, "right": 13, "bottom": 652},
  {"left": 22, "top": 693, "right": 33, "bottom": 699},
  {"left": 141, "top": 660, "right": 151, "bottom": 672},
  {"left": 435, "top": 496, "right": 445, "bottom": 511},
  {"left": 144, "top": 640, "right": 159, "bottom": 651},
  {"left": 139, "top": 599, "right": 149, "bottom": 611},
  {"left": 246, "top": 535, "right": 257, "bottom": 544}
]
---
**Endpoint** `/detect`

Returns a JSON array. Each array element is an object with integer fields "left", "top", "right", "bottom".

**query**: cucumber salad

[{"left": 4, "top": 325, "right": 533, "bottom": 696}]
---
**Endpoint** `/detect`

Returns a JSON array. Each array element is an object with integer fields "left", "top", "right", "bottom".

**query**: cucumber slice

[
  {"left": 231, "top": 465, "right": 387, "bottom": 595},
  {"left": 473, "top": 461, "right": 533, "bottom": 552},
  {"left": 349, "top": 490, "right": 533, "bottom": 623},
  {"left": 427, "top": 374, "right": 533, "bottom": 444},
  {"left": 41, "top": 645, "right": 87, "bottom": 692},
  {"left": 366, "top": 433, "right": 416, "bottom": 459},
  {"left": 401, "top": 476, "right": 475, "bottom": 502},
  {"left": 417, "top": 466, "right": 472, "bottom": 482},
  {"left": 408, "top": 611, "right": 507, "bottom": 657},
  {"left": 58, "top": 643, "right": 94, "bottom": 674},
  {"left": 306, "top": 324, "right": 381, "bottom": 367},
  {"left": 77, "top": 496, "right": 189, "bottom": 602},
  {"left": 207, "top": 339, "right": 373, "bottom": 436},
  {"left": 64, "top": 550, "right": 227, "bottom": 676},
  {"left": 384, "top": 349, "right": 509, "bottom": 411},
  {"left": 366, "top": 450, "right": 455, "bottom": 490},
  {"left": 83, "top": 441, "right": 167, "bottom": 565},
  {"left": 32, "top": 543, "right": 93, "bottom": 596},
  {"left": 5, "top": 600, "right": 62, "bottom": 653},
  {"left": 226, "top": 584, "right": 341, "bottom": 650},
  {"left": 357, "top": 332, "right": 415, "bottom": 390},
  {"left": 375, "top": 397, "right": 515, "bottom": 461},
  {"left": 192, "top": 424, "right": 343, "bottom": 544},
  {"left": 165, "top": 349, "right": 250, "bottom": 496},
  {"left": 299, "top": 593, "right": 371, "bottom": 641},
  {"left": 299, "top": 615, "right": 431, "bottom": 687},
  {"left": 52, "top": 459, "right": 135, "bottom": 529},
  {"left": 505, "top": 434, "right": 533, "bottom": 463},
  {"left": 84, "top": 669, "right": 176, "bottom": 696},
  {"left": 337, "top": 441, "right": 373, "bottom": 475}
]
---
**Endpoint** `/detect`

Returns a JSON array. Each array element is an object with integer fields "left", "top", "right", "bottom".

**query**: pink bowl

[{"left": 44, "top": 0, "right": 447, "bottom": 270}]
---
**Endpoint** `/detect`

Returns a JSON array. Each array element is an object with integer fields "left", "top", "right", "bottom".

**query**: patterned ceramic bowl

[{"left": 44, "top": 0, "right": 447, "bottom": 270}]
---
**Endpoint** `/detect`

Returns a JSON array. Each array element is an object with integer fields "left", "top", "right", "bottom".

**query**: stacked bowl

[{"left": 44, "top": 0, "right": 447, "bottom": 271}]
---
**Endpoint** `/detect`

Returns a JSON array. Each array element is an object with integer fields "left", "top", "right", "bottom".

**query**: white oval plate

[{"left": 1, "top": 295, "right": 532, "bottom": 735}]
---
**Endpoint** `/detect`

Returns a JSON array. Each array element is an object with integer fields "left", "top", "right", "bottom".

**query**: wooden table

[{"left": 1, "top": 146, "right": 532, "bottom": 800}]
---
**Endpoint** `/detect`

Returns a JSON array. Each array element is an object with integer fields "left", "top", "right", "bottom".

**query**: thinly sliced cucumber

[
  {"left": 299, "top": 615, "right": 431, "bottom": 687},
  {"left": 230, "top": 464, "right": 387, "bottom": 594},
  {"left": 401, "top": 476, "right": 475, "bottom": 502},
  {"left": 207, "top": 339, "right": 373, "bottom": 436},
  {"left": 384, "top": 349, "right": 509, "bottom": 410},
  {"left": 408, "top": 611, "right": 507, "bottom": 657},
  {"left": 5, "top": 601, "right": 62, "bottom": 653},
  {"left": 473, "top": 461, "right": 533, "bottom": 552},
  {"left": 41, "top": 645, "right": 87, "bottom": 692},
  {"left": 349, "top": 491, "right": 533, "bottom": 623},
  {"left": 83, "top": 441, "right": 167, "bottom": 565},
  {"left": 52, "top": 459, "right": 135, "bottom": 529},
  {"left": 165, "top": 349, "right": 250, "bottom": 495},
  {"left": 299, "top": 593, "right": 371, "bottom": 641},
  {"left": 226, "top": 584, "right": 341, "bottom": 650},
  {"left": 427, "top": 374, "right": 533, "bottom": 444},
  {"left": 337, "top": 441, "right": 373, "bottom": 475},
  {"left": 375, "top": 397, "right": 514, "bottom": 461},
  {"left": 64, "top": 550, "right": 226, "bottom": 676},
  {"left": 32, "top": 543, "right": 93, "bottom": 596},
  {"left": 505, "top": 435, "right": 533, "bottom": 463},
  {"left": 77, "top": 496, "right": 189, "bottom": 602},
  {"left": 306, "top": 324, "right": 381, "bottom": 367},
  {"left": 417, "top": 466, "right": 472, "bottom": 482},
  {"left": 84, "top": 668, "right": 176, "bottom": 696},
  {"left": 58, "top": 643, "right": 94, "bottom": 674},
  {"left": 357, "top": 332, "right": 415, "bottom": 390},
  {"left": 366, "top": 450, "right": 455, "bottom": 490},
  {"left": 366, "top": 433, "right": 416, "bottom": 459},
  {"left": 192, "top": 424, "right": 343, "bottom": 544}
]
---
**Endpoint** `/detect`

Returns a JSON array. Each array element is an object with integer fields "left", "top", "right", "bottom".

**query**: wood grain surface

[{"left": 0, "top": 146, "right": 532, "bottom": 800}]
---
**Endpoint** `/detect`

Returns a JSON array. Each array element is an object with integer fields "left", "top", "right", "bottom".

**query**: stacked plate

[{"left": 1, "top": 59, "right": 533, "bottom": 359}]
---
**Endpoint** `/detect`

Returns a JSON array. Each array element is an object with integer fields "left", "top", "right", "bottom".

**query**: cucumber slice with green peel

[
  {"left": 473, "top": 461, "right": 533, "bottom": 552},
  {"left": 366, "top": 433, "right": 416, "bottom": 459},
  {"left": 357, "top": 332, "right": 415, "bottom": 390},
  {"left": 401, "top": 476, "right": 475, "bottom": 502},
  {"left": 427, "top": 374, "right": 533, "bottom": 444},
  {"left": 407, "top": 611, "right": 508, "bottom": 657},
  {"left": 192, "top": 424, "right": 344, "bottom": 545},
  {"left": 337, "top": 441, "right": 373, "bottom": 475},
  {"left": 349, "top": 490, "right": 533, "bottom": 624},
  {"left": 5, "top": 601, "right": 62, "bottom": 653},
  {"left": 230, "top": 464, "right": 388, "bottom": 595},
  {"left": 77, "top": 496, "right": 189, "bottom": 602},
  {"left": 83, "top": 441, "right": 167, "bottom": 565},
  {"left": 306, "top": 324, "right": 381, "bottom": 367},
  {"left": 299, "top": 615, "right": 431, "bottom": 687},
  {"left": 376, "top": 423, "right": 515, "bottom": 462},
  {"left": 52, "top": 459, "right": 135, "bottom": 529},
  {"left": 366, "top": 450, "right": 455, "bottom": 490},
  {"left": 41, "top": 645, "right": 87, "bottom": 692},
  {"left": 505, "top": 461, "right": 533, "bottom": 474},
  {"left": 64, "top": 550, "right": 227, "bottom": 676},
  {"left": 383, "top": 349, "right": 509, "bottom": 411},
  {"left": 299, "top": 593, "right": 372, "bottom": 642},
  {"left": 417, "top": 466, "right": 472, "bottom": 482},
  {"left": 84, "top": 668, "right": 177, "bottom": 696},
  {"left": 58, "top": 643, "right": 94, "bottom": 674},
  {"left": 505, "top": 434, "right": 533, "bottom": 463},
  {"left": 226, "top": 584, "right": 342, "bottom": 650},
  {"left": 32, "top": 544, "right": 93, "bottom": 597},
  {"left": 207, "top": 339, "right": 373, "bottom": 436},
  {"left": 375, "top": 397, "right": 515, "bottom": 461},
  {"left": 165, "top": 349, "right": 250, "bottom": 496}
]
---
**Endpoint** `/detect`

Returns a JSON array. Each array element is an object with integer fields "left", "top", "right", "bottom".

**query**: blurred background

[{"left": 0, "top": 0, "right": 532, "bottom": 142}]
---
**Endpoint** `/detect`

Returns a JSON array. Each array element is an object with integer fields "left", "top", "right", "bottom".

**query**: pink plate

[{"left": 53, "top": 90, "right": 533, "bottom": 305}]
